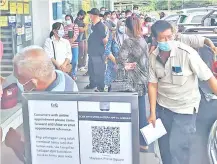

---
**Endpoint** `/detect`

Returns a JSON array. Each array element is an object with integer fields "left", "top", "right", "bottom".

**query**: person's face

[
  {"left": 53, "top": 25, "right": 64, "bottom": 37},
  {"left": 126, "top": 12, "right": 132, "bottom": 17},
  {"left": 157, "top": 28, "right": 174, "bottom": 42},
  {"left": 101, "top": 8, "right": 105, "bottom": 12},
  {"left": 65, "top": 16, "right": 72, "bottom": 24},
  {"left": 111, "top": 13, "right": 117, "bottom": 19},
  {"left": 79, "top": 15, "right": 85, "bottom": 20},
  {"left": 14, "top": 67, "right": 37, "bottom": 92},
  {"left": 89, "top": 14, "right": 94, "bottom": 21}
]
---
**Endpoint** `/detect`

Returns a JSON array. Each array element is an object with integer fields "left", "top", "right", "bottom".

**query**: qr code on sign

[{"left": 91, "top": 126, "right": 120, "bottom": 154}]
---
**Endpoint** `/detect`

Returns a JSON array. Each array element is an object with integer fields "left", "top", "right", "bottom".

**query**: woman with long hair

[
  {"left": 118, "top": 16, "right": 149, "bottom": 151},
  {"left": 104, "top": 19, "right": 128, "bottom": 91},
  {"left": 44, "top": 22, "right": 72, "bottom": 74}
]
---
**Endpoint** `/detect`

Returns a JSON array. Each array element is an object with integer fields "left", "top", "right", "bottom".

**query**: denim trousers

[
  {"left": 138, "top": 95, "right": 148, "bottom": 146},
  {"left": 157, "top": 104, "right": 197, "bottom": 164},
  {"left": 71, "top": 47, "right": 79, "bottom": 77}
]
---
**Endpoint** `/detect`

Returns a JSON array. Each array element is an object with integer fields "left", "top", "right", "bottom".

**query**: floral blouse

[{"left": 118, "top": 37, "right": 149, "bottom": 96}]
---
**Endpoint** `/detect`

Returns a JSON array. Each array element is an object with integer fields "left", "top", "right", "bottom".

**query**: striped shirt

[{"left": 64, "top": 23, "right": 79, "bottom": 48}]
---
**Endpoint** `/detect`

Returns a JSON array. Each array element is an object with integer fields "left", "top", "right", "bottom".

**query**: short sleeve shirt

[
  {"left": 88, "top": 21, "right": 106, "bottom": 57},
  {"left": 149, "top": 41, "right": 213, "bottom": 114},
  {"left": 74, "top": 18, "right": 86, "bottom": 40}
]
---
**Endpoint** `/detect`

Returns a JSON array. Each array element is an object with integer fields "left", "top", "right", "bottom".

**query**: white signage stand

[{"left": 22, "top": 92, "right": 139, "bottom": 164}]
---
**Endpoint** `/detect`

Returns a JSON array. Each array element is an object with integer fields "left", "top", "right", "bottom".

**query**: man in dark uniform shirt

[{"left": 86, "top": 8, "right": 107, "bottom": 92}]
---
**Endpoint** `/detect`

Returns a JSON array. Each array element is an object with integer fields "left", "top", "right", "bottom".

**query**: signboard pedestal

[{"left": 22, "top": 92, "right": 140, "bottom": 164}]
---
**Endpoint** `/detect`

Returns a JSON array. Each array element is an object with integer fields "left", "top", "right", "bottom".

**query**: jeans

[
  {"left": 71, "top": 47, "right": 79, "bottom": 77},
  {"left": 138, "top": 95, "right": 148, "bottom": 146},
  {"left": 157, "top": 104, "right": 197, "bottom": 164}
]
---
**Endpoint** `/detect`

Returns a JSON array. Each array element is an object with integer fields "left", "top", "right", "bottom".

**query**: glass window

[{"left": 191, "top": 15, "right": 204, "bottom": 23}]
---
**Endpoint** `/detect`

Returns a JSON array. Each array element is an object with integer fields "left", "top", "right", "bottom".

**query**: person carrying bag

[{"left": 44, "top": 22, "right": 72, "bottom": 74}]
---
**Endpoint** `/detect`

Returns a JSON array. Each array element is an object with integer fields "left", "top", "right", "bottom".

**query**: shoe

[
  {"left": 72, "top": 76, "right": 77, "bottom": 81},
  {"left": 83, "top": 72, "right": 88, "bottom": 76},
  {"left": 84, "top": 84, "right": 96, "bottom": 89},
  {"left": 79, "top": 67, "right": 87, "bottom": 72}
]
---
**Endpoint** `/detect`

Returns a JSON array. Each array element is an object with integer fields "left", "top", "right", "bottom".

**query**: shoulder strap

[{"left": 51, "top": 41, "right": 56, "bottom": 60}]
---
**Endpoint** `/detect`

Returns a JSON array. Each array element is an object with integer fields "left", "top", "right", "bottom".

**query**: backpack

[{"left": 1, "top": 83, "right": 18, "bottom": 109}]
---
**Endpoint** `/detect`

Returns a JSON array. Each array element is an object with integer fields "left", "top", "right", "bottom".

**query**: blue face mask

[
  {"left": 158, "top": 41, "right": 171, "bottom": 51},
  {"left": 118, "top": 26, "right": 125, "bottom": 34}
]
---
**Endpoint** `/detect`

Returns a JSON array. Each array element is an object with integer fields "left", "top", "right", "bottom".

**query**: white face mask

[
  {"left": 66, "top": 20, "right": 72, "bottom": 25},
  {"left": 17, "top": 79, "right": 35, "bottom": 92},
  {"left": 57, "top": 30, "right": 65, "bottom": 38}
]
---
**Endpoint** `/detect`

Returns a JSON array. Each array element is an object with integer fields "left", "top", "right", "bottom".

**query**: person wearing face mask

[
  {"left": 4, "top": 46, "right": 78, "bottom": 163},
  {"left": 74, "top": 10, "right": 88, "bottom": 71},
  {"left": 44, "top": 22, "right": 72, "bottom": 74},
  {"left": 104, "top": 20, "right": 128, "bottom": 92},
  {"left": 125, "top": 10, "right": 132, "bottom": 18},
  {"left": 103, "top": 11, "right": 116, "bottom": 38},
  {"left": 116, "top": 16, "right": 149, "bottom": 152},
  {"left": 149, "top": 23, "right": 217, "bottom": 54},
  {"left": 133, "top": 6, "right": 140, "bottom": 15},
  {"left": 148, "top": 20, "right": 217, "bottom": 164},
  {"left": 64, "top": 15, "right": 79, "bottom": 80},
  {"left": 110, "top": 11, "right": 118, "bottom": 26}
]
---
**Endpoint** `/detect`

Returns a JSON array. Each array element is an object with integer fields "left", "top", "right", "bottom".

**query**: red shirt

[{"left": 64, "top": 23, "right": 79, "bottom": 48}]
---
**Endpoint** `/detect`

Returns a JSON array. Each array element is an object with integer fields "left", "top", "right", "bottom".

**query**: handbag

[
  {"left": 52, "top": 41, "right": 72, "bottom": 73},
  {"left": 110, "top": 68, "right": 135, "bottom": 92}
]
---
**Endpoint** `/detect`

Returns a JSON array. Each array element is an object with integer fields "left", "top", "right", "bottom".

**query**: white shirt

[{"left": 44, "top": 36, "right": 72, "bottom": 66}]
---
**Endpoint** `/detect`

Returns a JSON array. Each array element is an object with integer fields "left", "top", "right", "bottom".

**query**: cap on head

[{"left": 87, "top": 8, "right": 100, "bottom": 16}]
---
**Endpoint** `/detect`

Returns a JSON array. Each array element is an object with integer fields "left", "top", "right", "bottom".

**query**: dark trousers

[
  {"left": 138, "top": 95, "right": 148, "bottom": 146},
  {"left": 157, "top": 104, "right": 197, "bottom": 164},
  {"left": 78, "top": 40, "right": 87, "bottom": 68},
  {"left": 88, "top": 56, "right": 105, "bottom": 90}
]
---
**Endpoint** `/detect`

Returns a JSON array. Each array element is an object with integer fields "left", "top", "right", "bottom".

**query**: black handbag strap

[{"left": 51, "top": 41, "right": 56, "bottom": 60}]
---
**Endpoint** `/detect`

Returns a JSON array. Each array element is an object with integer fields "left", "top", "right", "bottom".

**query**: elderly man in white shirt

[{"left": 44, "top": 22, "right": 72, "bottom": 73}]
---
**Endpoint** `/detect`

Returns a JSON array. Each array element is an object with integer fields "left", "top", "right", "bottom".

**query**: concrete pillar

[{"left": 31, "top": 0, "right": 63, "bottom": 46}]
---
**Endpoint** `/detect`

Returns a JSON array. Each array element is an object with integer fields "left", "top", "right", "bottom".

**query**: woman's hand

[
  {"left": 124, "top": 62, "right": 137, "bottom": 71},
  {"left": 60, "top": 64, "right": 67, "bottom": 72}
]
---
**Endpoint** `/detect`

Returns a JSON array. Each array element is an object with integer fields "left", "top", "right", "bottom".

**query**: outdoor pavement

[{"left": 0, "top": 70, "right": 160, "bottom": 164}]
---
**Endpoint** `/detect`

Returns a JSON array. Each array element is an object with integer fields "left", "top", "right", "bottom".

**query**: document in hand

[{"left": 140, "top": 119, "right": 167, "bottom": 145}]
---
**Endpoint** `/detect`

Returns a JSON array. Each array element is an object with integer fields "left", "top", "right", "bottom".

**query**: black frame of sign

[{"left": 22, "top": 92, "right": 140, "bottom": 164}]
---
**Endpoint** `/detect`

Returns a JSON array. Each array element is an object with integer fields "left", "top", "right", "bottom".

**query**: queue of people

[{"left": 1, "top": 6, "right": 217, "bottom": 164}]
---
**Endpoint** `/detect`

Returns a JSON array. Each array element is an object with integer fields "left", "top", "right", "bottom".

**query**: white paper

[
  {"left": 28, "top": 100, "right": 80, "bottom": 164},
  {"left": 25, "top": 27, "right": 32, "bottom": 41},
  {"left": 78, "top": 101, "right": 132, "bottom": 164},
  {"left": 140, "top": 119, "right": 167, "bottom": 145},
  {"left": 8, "top": 16, "right": 16, "bottom": 23}
]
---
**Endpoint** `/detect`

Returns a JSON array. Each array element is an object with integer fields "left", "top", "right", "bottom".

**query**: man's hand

[{"left": 148, "top": 113, "right": 157, "bottom": 128}]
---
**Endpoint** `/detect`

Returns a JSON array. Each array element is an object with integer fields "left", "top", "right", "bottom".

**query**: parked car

[
  {"left": 177, "top": 8, "right": 215, "bottom": 15},
  {"left": 178, "top": 9, "right": 217, "bottom": 32},
  {"left": 182, "top": 28, "right": 217, "bottom": 164},
  {"left": 161, "top": 14, "right": 180, "bottom": 24}
]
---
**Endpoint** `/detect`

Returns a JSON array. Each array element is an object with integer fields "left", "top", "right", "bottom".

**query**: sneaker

[
  {"left": 84, "top": 84, "right": 96, "bottom": 89},
  {"left": 79, "top": 67, "right": 87, "bottom": 72},
  {"left": 104, "top": 85, "right": 109, "bottom": 92},
  {"left": 83, "top": 72, "right": 88, "bottom": 76},
  {"left": 72, "top": 76, "right": 77, "bottom": 81}
]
